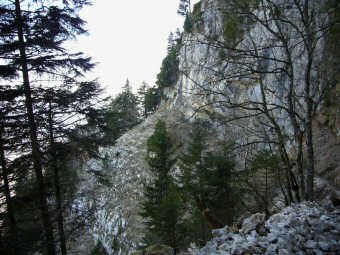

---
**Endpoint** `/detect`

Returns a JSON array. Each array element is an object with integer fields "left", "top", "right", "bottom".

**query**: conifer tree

[
  {"left": 141, "top": 120, "right": 185, "bottom": 252},
  {"left": 203, "top": 144, "right": 238, "bottom": 226},
  {"left": 244, "top": 149, "right": 282, "bottom": 218},
  {"left": 0, "top": 87, "right": 24, "bottom": 255},
  {"left": 101, "top": 80, "right": 140, "bottom": 142},
  {"left": 0, "top": 1, "right": 95, "bottom": 254},
  {"left": 137, "top": 82, "right": 160, "bottom": 119},
  {"left": 178, "top": 121, "right": 209, "bottom": 240},
  {"left": 179, "top": 122, "right": 239, "bottom": 229}
]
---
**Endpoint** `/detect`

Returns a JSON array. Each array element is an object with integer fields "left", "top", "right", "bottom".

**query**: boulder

[{"left": 241, "top": 213, "right": 265, "bottom": 234}]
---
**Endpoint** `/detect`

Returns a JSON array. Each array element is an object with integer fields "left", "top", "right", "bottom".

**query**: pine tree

[
  {"left": 101, "top": 80, "right": 140, "bottom": 142},
  {"left": 245, "top": 149, "right": 282, "bottom": 219},
  {"left": 179, "top": 123, "right": 239, "bottom": 229},
  {"left": 141, "top": 120, "right": 185, "bottom": 252},
  {"left": 178, "top": 121, "right": 209, "bottom": 240},
  {"left": 0, "top": 87, "right": 24, "bottom": 255},
  {"left": 137, "top": 82, "right": 160, "bottom": 119},
  {"left": 203, "top": 144, "right": 238, "bottom": 226},
  {"left": 144, "top": 86, "right": 160, "bottom": 116},
  {"left": 42, "top": 81, "right": 102, "bottom": 255},
  {"left": 0, "top": 1, "right": 96, "bottom": 254}
]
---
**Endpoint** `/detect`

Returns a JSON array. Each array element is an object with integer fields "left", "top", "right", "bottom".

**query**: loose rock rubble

[{"left": 188, "top": 202, "right": 340, "bottom": 255}]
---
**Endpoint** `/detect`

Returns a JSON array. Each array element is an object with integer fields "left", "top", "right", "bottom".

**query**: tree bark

[
  {"left": 0, "top": 128, "right": 21, "bottom": 255},
  {"left": 48, "top": 103, "right": 67, "bottom": 255},
  {"left": 303, "top": 0, "right": 315, "bottom": 202},
  {"left": 14, "top": 1, "right": 56, "bottom": 254},
  {"left": 193, "top": 194, "right": 223, "bottom": 229}
]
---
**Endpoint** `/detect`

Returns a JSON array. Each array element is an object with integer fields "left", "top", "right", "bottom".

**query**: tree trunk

[
  {"left": 14, "top": 1, "right": 56, "bottom": 254},
  {"left": 193, "top": 194, "right": 223, "bottom": 229},
  {"left": 303, "top": 0, "right": 315, "bottom": 202},
  {"left": 296, "top": 134, "right": 306, "bottom": 200},
  {"left": 48, "top": 103, "right": 67, "bottom": 255},
  {"left": 0, "top": 128, "right": 21, "bottom": 255},
  {"left": 305, "top": 115, "right": 314, "bottom": 201}
]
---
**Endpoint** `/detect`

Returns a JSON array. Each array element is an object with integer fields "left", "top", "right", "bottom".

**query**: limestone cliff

[{"left": 71, "top": 0, "right": 339, "bottom": 254}]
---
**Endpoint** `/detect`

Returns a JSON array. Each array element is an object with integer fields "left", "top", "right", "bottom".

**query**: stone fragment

[
  {"left": 241, "top": 213, "right": 265, "bottom": 234},
  {"left": 267, "top": 232, "right": 277, "bottom": 243},
  {"left": 318, "top": 240, "right": 330, "bottom": 251},
  {"left": 189, "top": 202, "right": 340, "bottom": 255},
  {"left": 304, "top": 240, "right": 317, "bottom": 249}
]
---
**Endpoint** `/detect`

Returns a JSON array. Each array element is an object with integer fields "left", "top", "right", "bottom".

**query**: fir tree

[
  {"left": 203, "top": 143, "right": 238, "bottom": 226},
  {"left": 178, "top": 121, "right": 208, "bottom": 241},
  {"left": 179, "top": 123, "right": 239, "bottom": 229},
  {"left": 0, "top": 87, "right": 24, "bottom": 255},
  {"left": 245, "top": 149, "right": 282, "bottom": 219},
  {"left": 101, "top": 80, "right": 140, "bottom": 142},
  {"left": 141, "top": 120, "right": 185, "bottom": 252},
  {"left": 0, "top": 1, "right": 96, "bottom": 254},
  {"left": 138, "top": 82, "right": 160, "bottom": 119}
]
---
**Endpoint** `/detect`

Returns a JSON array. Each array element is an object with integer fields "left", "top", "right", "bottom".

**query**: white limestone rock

[{"left": 188, "top": 202, "right": 340, "bottom": 255}]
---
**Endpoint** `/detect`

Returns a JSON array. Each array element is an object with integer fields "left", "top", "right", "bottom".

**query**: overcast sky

[{"left": 69, "top": 0, "right": 189, "bottom": 96}]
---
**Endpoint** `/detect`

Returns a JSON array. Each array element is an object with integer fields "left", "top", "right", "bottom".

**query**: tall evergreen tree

[
  {"left": 141, "top": 120, "right": 185, "bottom": 252},
  {"left": 137, "top": 82, "right": 160, "bottom": 119},
  {"left": 40, "top": 81, "right": 102, "bottom": 255},
  {"left": 0, "top": 87, "right": 24, "bottom": 255},
  {"left": 178, "top": 121, "right": 209, "bottom": 240},
  {"left": 179, "top": 123, "right": 239, "bottom": 229},
  {"left": 101, "top": 79, "right": 140, "bottom": 143},
  {"left": 244, "top": 149, "right": 282, "bottom": 218},
  {"left": 203, "top": 144, "right": 238, "bottom": 226},
  {"left": 0, "top": 1, "right": 95, "bottom": 254}
]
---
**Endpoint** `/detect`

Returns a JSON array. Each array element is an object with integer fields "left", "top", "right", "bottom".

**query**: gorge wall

[{"left": 72, "top": 0, "right": 340, "bottom": 254}]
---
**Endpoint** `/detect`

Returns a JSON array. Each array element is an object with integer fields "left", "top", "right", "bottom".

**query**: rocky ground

[{"left": 187, "top": 202, "right": 340, "bottom": 255}]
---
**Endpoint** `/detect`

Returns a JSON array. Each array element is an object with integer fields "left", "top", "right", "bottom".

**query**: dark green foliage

[
  {"left": 178, "top": 121, "right": 210, "bottom": 241},
  {"left": 0, "top": 1, "right": 104, "bottom": 253},
  {"left": 243, "top": 149, "right": 282, "bottom": 217},
  {"left": 156, "top": 42, "right": 181, "bottom": 89},
  {"left": 179, "top": 121, "right": 207, "bottom": 195},
  {"left": 0, "top": 0, "right": 94, "bottom": 78},
  {"left": 183, "top": 1, "right": 202, "bottom": 33},
  {"left": 192, "top": 1, "right": 203, "bottom": 18},
  {"left": 7, "top": 143, "right": 81, "bottom": 254},
  {"left": 179, "top": 122, "right": 240, "bottom": 229},
  {"left": 101, "top": 80, "right": 141, "bottom": 143},
  {"left": 141, "top": 120, "right": 187, "bottom": 251},
  {"left": 202, "top": 145, "right": 239, "bottom": 225},
  {"left": 138, "top": 82, "right": 160, "bottom": 118},
  {"left": 11, "top": 176, "right": 43, "bottom": 253},
  {"left": 146, "top": 120, "right": 176, "bottom": 174},
  {"left": 223, "top": 14, "right": 243, "bottom": 45},
  {"left": 184, "top": 14, "right": 194, "bottom": 33},
  {"left": 144, "top": 87, "right": 161, "bottom": 116},
  {"left": 90, "top": 241, "right": 108, "bottom": 255}
]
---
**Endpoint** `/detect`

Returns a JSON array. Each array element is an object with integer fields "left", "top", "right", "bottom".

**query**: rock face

[
  {"left": 188, "top": 202, "right": 340, "bottom": 255},
  {"left": 70, "top": 0, "right": 340, "bottom": 254},
  {"left": 71, "top": 106, "right": 191, "bottom": 255}
]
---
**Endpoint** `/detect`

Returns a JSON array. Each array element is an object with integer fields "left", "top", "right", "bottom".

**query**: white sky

[{"left": 70, "top": 0, "right": 188, "bottom": 96}]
